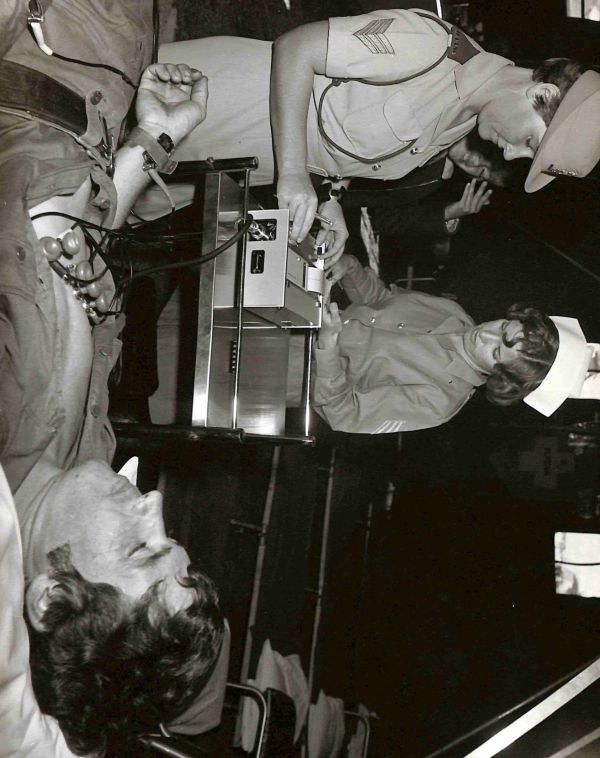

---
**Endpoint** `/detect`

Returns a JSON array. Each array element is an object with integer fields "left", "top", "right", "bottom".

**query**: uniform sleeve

[
  {"left": 312, "top": 345, "right": 467, "bottom": 434},
  {"left": 325, "top": 9, "right": 449, "bottom": 83},
  {"left": 339, "top": 255, "right": 398, "bottom": 306},
  {"left": 0, "top": 312, "right": 21, "bottom": 460},
  {"left": 0, "top": 465, "right": 78, "bottom": 758},
  {"left": 0, "top": 1, "right": 34, "bottom": 58}
]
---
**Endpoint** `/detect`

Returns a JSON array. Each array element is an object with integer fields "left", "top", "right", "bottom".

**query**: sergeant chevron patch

[{"left": 353, "top": 18, "right": 394, "bottom": 54}]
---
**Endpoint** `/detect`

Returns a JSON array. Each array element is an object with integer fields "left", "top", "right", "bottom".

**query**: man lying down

[{"left": 0, "top": 60, "right": 226, "bottom": 758}]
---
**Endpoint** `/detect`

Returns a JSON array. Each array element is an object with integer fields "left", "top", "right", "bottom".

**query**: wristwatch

[
  {"left": 444, "top": 218, "right": 460, "bottom": 234},
  {"left": 127, "top": 126, "right": 178, "bottom": 174}
]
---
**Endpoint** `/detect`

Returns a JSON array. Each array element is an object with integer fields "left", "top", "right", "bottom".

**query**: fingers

[
  {"left": 277, "top": 173, "right": 320, "bottom": 243},
  {"left": 460, "top": 181, "right": 472, "bottom": 204},
  {"left": 325, "top": 261, "right": 343, "bottom": 284},
  {"left": 323, "top": 248, "right": 345, "bottom": 270},
  {"left": 290, "top": 198, "right": 318, "bottom": 244},
  {"left": 315, "top": 225, "right": 330, "bottom": 248},
  {"left": 144, "top": 62, "right": 203, "bottom": 86},
  {"left": 471, "top": 180, "right": 492, "bottom": 212},
  {"left": 322, "top": 229, "right": 347, "bottom": 262},
  {"left": 473, "top": 179, "right": 490, "bottom": 201},
  {"left": 460, "top": 179, "right": 493, "bottom": 214},
  {"left": 328, "top": 301, "right": 342, "bottom": 329},
  {"left": 322, "top": 301, "right": 339, "bottom": 324}
]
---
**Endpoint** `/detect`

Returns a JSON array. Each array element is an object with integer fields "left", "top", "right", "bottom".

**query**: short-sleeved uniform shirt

[
  {"left": 137, "top": 9, "right": 513, "bottom": 219},
  {"left": 307, "top": 8, "right": 513, "bottom": 179}
]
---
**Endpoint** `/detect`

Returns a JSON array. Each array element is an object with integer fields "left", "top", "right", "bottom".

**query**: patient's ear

[
  {"left": 118, "top": 456, "right": 139, "bottom": 486},
  {"left": 25, "top": 574, "right": 60, "bottom": 632}
]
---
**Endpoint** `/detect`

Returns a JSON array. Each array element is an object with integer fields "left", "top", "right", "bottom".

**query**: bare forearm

[
  {"left": 109, "top": 63, "right": 208, "bottom": 229},
  {"left": 270, "top": 21, "right": 328, "bottom": 178},
  {"left": 109, "top": 141, "right": 153, "bottom": 229}
]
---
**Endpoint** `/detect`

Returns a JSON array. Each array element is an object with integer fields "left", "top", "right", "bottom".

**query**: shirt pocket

[{"left": 341, "top": 88, "right": 423, "bottom": 160}]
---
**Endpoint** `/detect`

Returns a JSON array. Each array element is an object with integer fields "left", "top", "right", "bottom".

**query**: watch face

[{"left": 158, "top": 132, "right": 174, "bottom": 154}]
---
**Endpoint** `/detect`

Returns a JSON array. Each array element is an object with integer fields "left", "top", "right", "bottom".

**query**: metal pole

[
  {"left": 424, "top": 654, "right": 600, "bottom": 758},
  {"left": 232, "top": 168, "right": 252, "bottom": 429},
  {"left": 307, "top": 447, "right": 336, "bottom": 697},
  {"left": 239, "top": 445, "right": 281, "bottom": 683},
  {"left": 303, "top": 330, "right": 314, "bottom": 437},
  {"left": 463, "top": 657, "right": 600, "bottom": 758}
]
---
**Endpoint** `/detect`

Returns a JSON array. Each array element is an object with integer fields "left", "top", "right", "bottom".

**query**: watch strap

[
  {"left": 127, "top": 126, "right": 178, "bottom": 175},
  {"left": 317, "top": 181, "right": 346, "bottom": 205}
]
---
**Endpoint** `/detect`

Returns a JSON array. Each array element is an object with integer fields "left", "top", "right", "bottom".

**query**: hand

[
  {"left": 444, "top": 178, "right": 492, "bottom": 221},
  {"left": 136, "top": 63, "right": 208, "bottom": 145},
  {"left": 314, "top": 199, "right": 349, "bottom": 269},
  {"left": 325, "top": 254, "right": 352, "bottom": 287},
  {"left": 277, "top": 171, "right": 317, "bottom": 244},
  {"left": 318, "top": 302, "right": 343, "bottom": 349}
]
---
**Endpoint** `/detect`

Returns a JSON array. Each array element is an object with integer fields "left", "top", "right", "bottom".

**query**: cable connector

[{"left": 28, "top": 0, "right": 53, "bottom": 55}]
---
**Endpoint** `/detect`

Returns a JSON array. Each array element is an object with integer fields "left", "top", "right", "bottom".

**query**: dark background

[{"left": 127, "top": 2, "right": 600, "bottom": 755}]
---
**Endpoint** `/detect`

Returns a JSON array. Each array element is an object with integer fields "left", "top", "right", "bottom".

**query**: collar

[
  {"left": 14, "top": 462, "right": 63, "bottom": 581},
  {"left": 430, "top": 54, "right": 513, "bottom": 145},
  {"left": 437, "top": 333, "right": 487, "bottom": 387},
  {"left": 454, "top": 54, "right": 514, "bottom": 101}
]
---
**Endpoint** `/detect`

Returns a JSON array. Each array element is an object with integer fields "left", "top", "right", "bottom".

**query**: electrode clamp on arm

[
  {"left": 127, "top": 126, "right": 178, "bottom": 211},
  {"left": 27, "top": 0, "right": 52, "bottom": 55}
]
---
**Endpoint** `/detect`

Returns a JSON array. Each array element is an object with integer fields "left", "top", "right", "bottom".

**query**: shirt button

[
  {"left": 16, "top": 246, "right": 26, "bottom": 261},
  {"left": 372, "top": 163, "right": 381, "bottom": 172},
  {"left": 448, "top": 380, "right": 453, "bottom": 384},
  {"left": 427, "top": 329, "right": 432, "bottom": 334},
  {"left": 370, "top": 316, "right": 376, "bottom": 323},
  {"left": 397, "top": 322, "right": 405, "bottom": 329},
  {"left": 410, "top": 147, "right": 424, "bottom": 154},
  {"left": 91, "top": 404, "right": 101, "bottom": 418},
  {"left": 99, "top": 348, "right": 110, "bottom": 357}
]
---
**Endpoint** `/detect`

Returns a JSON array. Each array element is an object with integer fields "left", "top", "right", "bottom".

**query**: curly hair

[
  {"left": 27, "top": 545, "right": 225, "bottom": 757},
  {"left": 485, "top": 304, "right": 559, "bottom": 406},
  {"left": 531, "top": 58, "right": 585, "bottom": 126}
]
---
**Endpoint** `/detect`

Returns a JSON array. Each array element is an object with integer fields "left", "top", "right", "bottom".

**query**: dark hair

[
  {"left": 463, "top": 131, "right": 512, "bottom": 188},
  {"left": 485, "top": 304, "right": 559, "bottom": 406},
  {"left": 531, "top": 58, "right": 584, "bottom": 126},
  {"left": 27, "top": 545, "right": 225, "bottom": 757}
]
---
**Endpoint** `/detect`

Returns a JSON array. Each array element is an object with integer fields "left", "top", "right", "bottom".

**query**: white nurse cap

[{"left": 524, "top": 316, "right": 599, "bottom": 417}]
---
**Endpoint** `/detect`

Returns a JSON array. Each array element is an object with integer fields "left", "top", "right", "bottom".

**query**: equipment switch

[{"left": 250, "top": 249, "right": 265, "bottom": 274}]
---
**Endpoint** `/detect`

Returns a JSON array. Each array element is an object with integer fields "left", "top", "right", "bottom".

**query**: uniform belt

[{"left": 0, "top": 59, "right": 113, "bottom": 170}]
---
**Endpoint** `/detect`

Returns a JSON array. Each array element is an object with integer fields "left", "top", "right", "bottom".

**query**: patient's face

[{"left": 44, "top": 460, "right": 195, "bottom": 614}]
